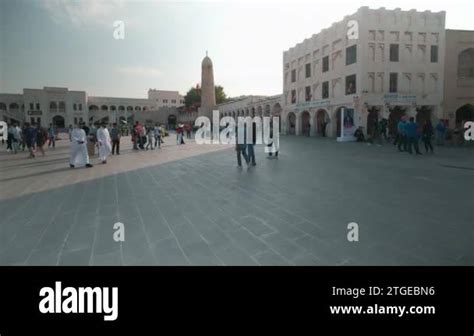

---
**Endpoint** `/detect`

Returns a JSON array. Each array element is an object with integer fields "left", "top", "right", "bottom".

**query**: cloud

[
  {"left": 40, "top": 0, "right": 134, "bottom": 28},
  {"left": 116, "top": 66, "right": 162, "bottom": 78}
]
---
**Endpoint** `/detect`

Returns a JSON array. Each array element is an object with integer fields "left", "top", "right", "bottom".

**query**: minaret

[{"left": 199, "top": 51, "right": 216, "bottom": 118}]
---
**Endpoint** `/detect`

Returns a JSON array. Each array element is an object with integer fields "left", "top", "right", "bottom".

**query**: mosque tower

[{"left": 199, "top": 51, "right": 216, "bottom": 118}]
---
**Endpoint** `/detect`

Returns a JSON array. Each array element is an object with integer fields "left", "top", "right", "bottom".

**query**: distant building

[{"left": 0, "top": 87, "right": 189, "bottom": 129}]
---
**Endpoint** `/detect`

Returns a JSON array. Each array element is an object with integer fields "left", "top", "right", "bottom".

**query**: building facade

[
  {"left": 443, "top": 29, "right": 474, "bottom": 126},
  {"left": 0, "top": 87, "right": 187, "bottom": 128},
  {"left": 282, "top": 6, "right": 447, "bottom": 138}
]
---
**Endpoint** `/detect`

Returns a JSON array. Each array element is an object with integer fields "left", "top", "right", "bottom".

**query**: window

[
  {"left": 291, "top": 69, "right": 296, "bottom": 82},
  {"left": 345, "top": 75, "right": 356, "bottom": 95},
  {"left": 346, "top": 45, "right": 357, "bottom": 65},
  {"left": 73, "top": 103, "right": 77, "bottom": 111},
  {"left": 36, "top": 103, "right": 40, "bottom": 110},
  {"left": 390, "top": 44, "right": 399, "bottom": 62},
  {"left": 79, "top": 104, "right": 82, "bottom": 110},
  {"left": 305, "top": 86, "right": 311, "bottom": 101},
  {"left": 171, "top": 99, "right": 176, "bottom": 104},
  {"left": 305, "top": 63, "right": 311, "bottom": 78},
  {"left": 30, "top": 117, "right": 35, "bottom": 124},
  {"left": 29, "top": 103, "right": 34, "bottom": 110},
  {"left": 322, "top": 56, "right": 329, "bottom": 72},
  {"left": 291, "top": 90, "right": 296, "bottom": 104},
  {"left": 74, "top": 117, "right": 78, "bottom": 125},
  {"left": 430, "top": 45, "right": 438, "bottom": 63},
  {"left": 389, "top": 73, "right": 398, "bottom": 93},
  {"left": 163, "top": 99, "right": 168, "bottom": 103},
  {"left": 322, "top": 81, "right": 329, "bottom": 99},
  {"left": 458, "top": 48, "right": 474, "bottom": 78}
]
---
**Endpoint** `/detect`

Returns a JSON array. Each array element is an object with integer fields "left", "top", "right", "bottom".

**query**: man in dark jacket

[{"left": 405, "top": 117, "right": 422, "bottom": 155}]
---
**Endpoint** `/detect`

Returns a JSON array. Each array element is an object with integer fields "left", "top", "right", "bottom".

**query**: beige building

[
  {"left": 443, "top": 29, "right": 474, "bottom": 127},
  {"left": 0, "top": 87, "right": 189, "bottom": 128},
  {"left": 282, "top": 6, "right": 447, "bottom": 138}
]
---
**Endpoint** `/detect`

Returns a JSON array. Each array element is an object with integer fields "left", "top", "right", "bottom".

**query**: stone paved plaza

[{"left": 0, "top": 134, "right": 472, "bottom": 266}]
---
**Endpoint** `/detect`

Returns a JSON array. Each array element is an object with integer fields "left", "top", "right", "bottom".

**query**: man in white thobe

[
  {"left": 70, "top": 123, "right": 93, "bottom": 168},
  {"left": 97, "top": 123, "right": 112, "bottom": 164}
]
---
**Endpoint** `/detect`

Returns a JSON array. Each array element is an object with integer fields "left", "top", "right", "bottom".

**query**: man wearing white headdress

[
  {"left": 70, "top": 122, "right": 93, "bottom": 168},
  {"left": 97, "top": 122, "right": 112, "bottom": 164}
]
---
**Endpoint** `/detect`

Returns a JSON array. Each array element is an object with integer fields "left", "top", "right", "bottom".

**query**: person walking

[
  {"left": 68, "top": 124, "right": 73, "bottom": 141},
  {"left": 6, "top": 124, "right": 14, "bottom": 152},
  {"left": 379, "top": 118, "right": 388, "bottom": 142},
  {"left": 70, "top": 123, "right": 93, "bottom": 168},
  {"left": 396, "top": 117, "right": 407, "bottom": 152},
  {"left": 97, "top": 122, "right": 112, "bottom": 164},
  {"left": 110, "top": 122, "right": 121, "bottom": 155},
  {"left": 10, "top": 123, "right": 20, "bottom": 154},
  {"left": 435, "top": 120, "right": 447, "bottom": 146},
  {"left": 145, "top": 126, "right": 154, "bottom": 150},
  {"left": 134, "top": 121, "right": 145, "bottom": 150},
  {"left": 245, "top": 122, "right": 257, "bottom": 166},
  {"left": 24, "top": 122, "right": 37, "bottom": 158},
  {"left": 267, "top": 123, "right": 279, "bottom": 159},
  {"left": 422, "top": 120, "right": 434, "bottom": 154},
  {"left": 236, "top": 125, "right": 249, "bottom": 168},
  {"left": 36, "top": 123, "right": 47, "bottom": 156},
  {"left": 154, "top": 123, "right": 161, "bottom": 148},
  {"left": 47, "top": 123, "right": 56, "bottom": 149},
  {"left": 405, "top": 117, "right": 422, "bottom": 155}
]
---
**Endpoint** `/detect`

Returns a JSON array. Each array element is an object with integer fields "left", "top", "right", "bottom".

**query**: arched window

[
  {"left": 118, "top": 106, "right": 125, "bottom": 111},
  {"left": 135, "top": 106, "right": 141, "bottom": 111},
  {"left": 89, "top": 105, "right": 99, "bottom": 111},
  {"left": 50, "top": 102, "right": 57, "bottom": 109},
  {"left": 127, "top": 106, "right": 133, "bottom": 111},
  {"left": 458, "top": 48, "right": 474, "bottom": 78},
  {"left": 101, "top": 105, "right": 108, "bottom": 111},
  {"left": 110, "top": 105, "right": 116, "bottom": 111},
  {"left": 9, "top": 103, "right": 19, "bottom": 110},
  {"left": 0, "top": 103, "right": 6, "bottom": 110}
]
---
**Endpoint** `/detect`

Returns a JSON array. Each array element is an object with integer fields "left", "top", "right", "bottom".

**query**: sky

[{"left": 1, "top": 0, "right": 473, "bottom": 98}]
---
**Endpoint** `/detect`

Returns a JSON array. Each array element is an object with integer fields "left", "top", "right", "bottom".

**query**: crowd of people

[
  {"left": 354, "top": 116, "right": 466, "bottom": 155},
  {"left": 3, "top": 122, "right": 55, "bottom": 158}
]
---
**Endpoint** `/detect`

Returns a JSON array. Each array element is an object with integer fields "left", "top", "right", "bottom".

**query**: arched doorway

[
  {"left": 316, "top": 109, "right": 329, "bottom": 137},
  {"left": 287, "top": 112, "right": 296, "bottom": 135},
  {"left": 301, "top": 111, "right": 310, "bottom": 136},
  {"left": 366, "top": 107, "right": 380, "bottom": 139},
  {"left": 52, "top": 115, "right": 65, "bottom": 128},
  {"left": 456, "top": 104, "right": 474, "bottom": 125},
  {"left": 388, "top": 106, "right": 406, "bottom": 137},
  {"left": 416, "top": 106, "right": 433, "bottom": 127},
  {"left": 168, "top": 114, "right": 177, "bottom": 129}
]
